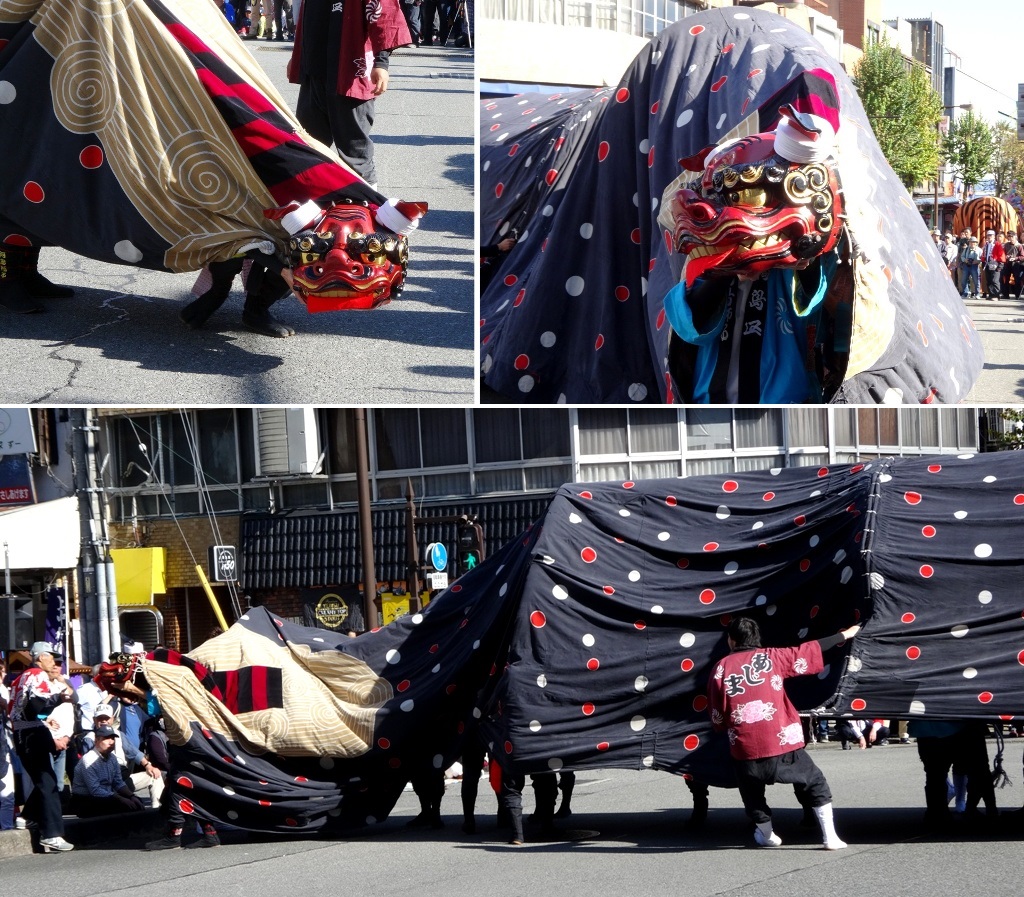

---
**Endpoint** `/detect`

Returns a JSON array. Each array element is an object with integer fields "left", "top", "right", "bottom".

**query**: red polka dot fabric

[
  {"left": 0, "top": 0, "right": 380, "bottom": 271},
  {"left": 479, "top": 7, "right": 983, "bottom": 403}
]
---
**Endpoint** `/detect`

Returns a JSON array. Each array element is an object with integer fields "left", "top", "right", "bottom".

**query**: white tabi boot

[
  {"left": 753, "top": 820, "right": 782, "bottom": 847},
  {"left": 814, "top": 802, "right": 847, "bottom": 850}
]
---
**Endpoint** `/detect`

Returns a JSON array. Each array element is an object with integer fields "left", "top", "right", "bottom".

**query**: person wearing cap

[
  {"left": 959, "top": 235, "right": 981, "bottom": 299},
  {"left": 1002, "top": 232, "right": 1021, "bottom": 298},
  {"left": 71, "top": 724, "right": 145, "bottom": 817},
  {"left": 7, "top": 642, "right": 77, "bottom": 851},
  {"left": 981, "top": 230, "right": 1005, "bottom": 300}
]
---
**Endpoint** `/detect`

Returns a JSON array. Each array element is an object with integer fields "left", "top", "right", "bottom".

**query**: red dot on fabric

[
  {"left": 389, "top": 758, "right": 401, "bottom": 768},
  {"left": 1018, "top": 650, "right": 1024, "bottom": 666},
  {"left": 285, "top": 818, "right": 298, "bottom": 827},
  {"left": 794, "top": 515, "right": 806, "bottom": 526},
  {"left": 597, "top": 741, "right": 610, "bottom": 751},
  {"left": 656, "top": 308, "right": 666, "bottom": 330},
  {"left": 378, "top": 736, "right": 391, "bottom": 749},
  {"left": 450, "top": 585, "right": 463, "bottom": 593},
  {"left": 650, "top": 101, "right": 659, "bottom": 114},
  {"left": 530, "top": 610, "right": 546, "bottom": 628},
  {"left": 763, "top": 492, "right": 776, "bottom": 502},
  {"left": 490, "top": 123, "right": 500, "bottom": 131},
  {"left": 603, "top": 585, "right": 615, "bottom": 595},
  {"left": 397, "top": 679, "right": 411, "bottom": 692},
  {"left": 176, "top": 776, "right": 194, "bottom": 788},
  {"left": 677, "top": 557, "right": 689, "bottom": 568},
  {"left": 23, "top": 182, "right": 44, "bottom": 203},
  {"left": 504, "top": 274, "right": 518, "bottom": 286},
  {"left": 711, "top": 76, "right": 728, "bottom": 92},
  {"left": 295, "top": 776, "right": 309, "bottom": 783},
  {"left": 666, "top": 495, "right": 677, "bottom": 506},
  {"left": 680, "top": 658, "right": 694, "bottom": 672},
  {"left": 748, "top": 68, "right": 763, "bottom": 78},
  {"left": 79, "top": 145, "right": 104, "bottom": 169},
  {"left": 587, "top": 658, "right": 600, "bottom": 670},
  {"left": 554, "top": 137, "right": 565, "bottom": 152},
  {"left": 582, "top": 703, "right": 596, "bottom": 716},
  {"left": 508, "top": 143, "right": 519, "bottom": 156},
  {"left": 630, "top": 228, "right": 641, "bottom": 244},
  {"left": 505, "top": 741, "right": 514, "bottom": 754},
  {"left": 616, "top": 87, "right": 630, "bottom": 102},
  {"left": 201, "top": 727, "right": 213, "bottom": 739},
  {"left": 623, "top": 481, "right": 635, "bottom": 489},
  {"left": 692, "top": 695, "right": 708, "bottom": 712},
  {"left": 979, "top": 692, "right": 994, "bottom": 704},
  {"left": 647, "top": 147, "right": 655, "bottom": 168},
  {"left": 809, "top": 605, "right": 819, "bottom": 618},
  {"left": 817, "top": 468, "right": 829, "bottom": 477},
  {"left": 514, "top": 353, "right": 530, "bottom": 370},
  {"left": 722, "top": 480, "right": 738, "bottom": 493},
  {"left": 459, "top": 618, "right": 469, "bottom": 629},
  {"left": 598, "top": 141, "right": 610, "bottom": 161},
  {"left": 800, "top": 559, "right": 811, "bottom": 573},
  {"left": 905, "top": 491, "right": 922, "bottom": 505},
  {"left": 703, "top": 542, "right": 719, "bottom": 552},
  {"left": 634, "top": 620, "right": 646, "bottom": 630},
  {"left": 920, "top": 564, "right": 934, "bottom": 578},
  {"left": 581, "top": 546, "right": 597, "bottom": 563},
  {"left": 495, "top": 182, "right": 504, "bottom": 198},
  {"left": 928, "top": 464, "right": 942, "bottom": 473},
  {"left": 922, "top": 525, "right": 936, "bottom": 538},
  {"left": 446, "top": 684, "right": 457, "bottom": 695},
  {"left": 1014, "top": 494, "right": 1024, "bottom": 505},
  {"left": 901, "top": 613, "right": 916, "bottom": 624},
  {"left": 906, "top": 646, "right": 921, "bottom": 660},
  {"left": 429, "top": 644, "right": 440, "bottom": 653},
  {"left": 580, "top": 491, "right": 593, "bottom": 499},
  {"left": 2, "top": 233, "right": 31, "bottom": 246},
  {"left": 615, "top": 285, "right": 630, "bottom": 301},
  {"left": 259, "top": 799, "right": 272, "bottom": 806},
  {"left": 689, "top": 24, "right": 704, "bottom": 34},
  {"left": 595, "top": 334, "right": 605, "bottom": 350},
  {"left": 851, "top": 698, "right": 867, "bottom": 711},
  {"left": 851, "top": 464, "right": 865, "bottom": 474},
  {"left": 179, "top": 799, "right": 195, "bottom": 814},
  {"left": 545, "top": 168, "right": 558, "bottom": 186},
  {"left": 683, "top": 734, "right": 700, "bottom": 750},
  {"left": 699, "top": 589, "right": 716, "bottom": 605},
  {"left": 513, "top": 289, "right": 526, "bottom": 307},
  {"left": 649, "top": 257, "right": 657, "bottom": 272},
  {"left": 521, "top": 108, "right": 535, "bottom": 116}
]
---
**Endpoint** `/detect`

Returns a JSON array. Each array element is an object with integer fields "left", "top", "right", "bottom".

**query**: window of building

[{"left": 686, "top": 408, "right": 731, "bottom": 452}]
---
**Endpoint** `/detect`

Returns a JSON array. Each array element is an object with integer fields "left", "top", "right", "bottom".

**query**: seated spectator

[
  {"left": 92, "top": 704, "right": 164, "bottom": 808},
  {"left": 72, "top": 725, "right": 145, "bottom": 817}
]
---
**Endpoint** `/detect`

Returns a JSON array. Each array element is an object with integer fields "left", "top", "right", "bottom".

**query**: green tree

[
  {"left": 997, "top": 409, "right": 1024, "bottom": 449},
  {"left": 990, "top": 121, "right": 1024, "bottom": 197},
  {"left": 853, "top": 37, "right": 943, "bottom": 188},
  {"left": 943, "top": 110, "right": 995, "bottom": 194}
]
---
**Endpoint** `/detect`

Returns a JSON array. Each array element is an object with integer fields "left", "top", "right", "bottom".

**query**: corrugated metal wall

[{"left": 240, "top": 494, "right": 555, "bottom": 588}]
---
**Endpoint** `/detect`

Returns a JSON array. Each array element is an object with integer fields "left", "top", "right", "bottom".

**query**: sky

[{"left": 881, "top": 0, "right": 1021, "bottom": 102}]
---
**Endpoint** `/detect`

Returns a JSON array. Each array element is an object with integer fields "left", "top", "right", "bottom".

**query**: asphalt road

[
  {"left": 0, "top": 41, "right": 474, "bottom": 404},
  {"left": 5, "top": 739, "right": 1024, "bottom": 896},
  {"left": 964, "top": 295, "right": 1024, "bottom": 404}
]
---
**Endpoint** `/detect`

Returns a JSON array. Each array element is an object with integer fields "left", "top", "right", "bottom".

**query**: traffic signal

[
  {"left": 456, "top": 518, "right": 485, "bottom": 573},
  {"left": 0, "top": 595, "right": 34, "bottom": 650}
]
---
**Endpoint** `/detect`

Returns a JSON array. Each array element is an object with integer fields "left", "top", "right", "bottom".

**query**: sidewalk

[
  {"left": 1, "top": 809, "right": 163, "bottom": 859},
  {"left": 963, "top": 294, "right": 1024, "bottom": 403}
]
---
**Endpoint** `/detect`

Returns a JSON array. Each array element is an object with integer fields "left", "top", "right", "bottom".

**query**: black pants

[
  {"left": 733, "top": 749, "right": 832, "bottom": 825},
  {"left": 73, "top": 793, "right": 143, "bottom": 817},
  {"left": 296, "top": 78, "right": 377, "bottom": 185},
  {"left": 15, "top": 728, "right": 65, "bottom": 839}
]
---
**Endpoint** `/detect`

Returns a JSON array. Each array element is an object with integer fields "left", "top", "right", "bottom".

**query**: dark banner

[{"left": 300, "top": 588, "right": 365, "bottom": 634}]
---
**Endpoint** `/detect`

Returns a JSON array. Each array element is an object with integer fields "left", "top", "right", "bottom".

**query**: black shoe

[
  {"left": 180, "top": 257, "right": 245, "bottom": 328},
  {"left": 0, "top": 278, "right": 45, "bottom": 313},
  {"left": 554, "top": 804, "right": 572, "bottom": 819},
  {"left": 242, "top": 266, "right": 296, "bottom": 337},
  {"left": 25, "top": 270, "right": 74, "bottom": 299},
  {"left": 462, "top": 817, "right": 476, "bottom": 834},
  {"left": 145, "top": 836, "right": 182, "bottom": 850},
  {"left": 184, "top": 833, "right": 221, "bottom": 848}
]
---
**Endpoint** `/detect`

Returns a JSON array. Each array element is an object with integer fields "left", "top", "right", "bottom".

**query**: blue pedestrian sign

[{"left": 429, "top": 542, "right": 448, "bottom": 572}]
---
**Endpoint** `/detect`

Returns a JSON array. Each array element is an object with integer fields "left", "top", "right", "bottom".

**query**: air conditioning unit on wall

[{"left": 256, "top": 408, "right": 321, "bottom": 476}]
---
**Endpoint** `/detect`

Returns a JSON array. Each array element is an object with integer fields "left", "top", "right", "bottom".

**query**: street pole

[
  {"left": 354, "top": 409, "right": 378, "bottom": 631},
  {"left": 405, "top": 477, "right": 421, "bottom": 614},
  {"left": 934, "top": 119, "right": 941, "bottom": 230},
  {"left": 72, "top": 407, "right": 108, "bottom": 663}
]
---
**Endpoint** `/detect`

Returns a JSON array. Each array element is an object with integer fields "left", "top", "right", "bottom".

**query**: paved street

[
  {"left": 0, "top": 42, "right": 474, "bottom": 404},
  {"left": 3, "top": 739, "right": 1023, "bottom": 896},
  {"left": 965, "top": 295, "right": 1024, "bottom": 404}
]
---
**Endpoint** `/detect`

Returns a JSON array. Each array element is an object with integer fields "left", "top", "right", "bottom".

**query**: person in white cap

[
  {"left": 7, "top": 642, "right": 77, "bottom": 851},
  {"left": 981, "top": 230, "right": 1005, "bottom": 300}
]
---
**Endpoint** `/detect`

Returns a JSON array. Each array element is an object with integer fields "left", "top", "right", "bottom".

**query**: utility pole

[
  {"left": 354, "top": 409, "right": 378, "bottom": 631},
  {"left": 405, "top": 477, "right": 421, "bottom": 613}
]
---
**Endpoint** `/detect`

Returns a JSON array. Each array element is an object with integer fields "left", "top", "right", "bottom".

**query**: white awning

[{"left": 0, "top": 497, "right": 80, "bottom": 570}]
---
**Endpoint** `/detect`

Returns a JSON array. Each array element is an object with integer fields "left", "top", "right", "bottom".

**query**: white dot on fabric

[
  {"left": 878, "top": 473, "right": 892, "bottom": 483},
  {"left": 114, "top": 240, "right": 143, "bottom": 263},
  {"left": 958, "top": 453, "right": 976, "bottom": 460},
  {"left": 951, "top": 624, "right": 969, "bottom": 638},
  {"left": 482, "top": 160, "right": 491, "bottom": 172},
  {"left": 530, "top": 720, "right": 542, "bottom": 732},
  {"left": 481, "top": 354, "right": 493, "bottom": 373},
  {"left": 553, "top": 585, "right": 569, "bottom": 600},
  {"left": 365, "top": 815, "right": 377, "bottom": 824},
  {"left": 680, "top": 632, "right": 696, "bottom": 648},
  {"left": 472, "top": 707, "right": 482, "bottom": 718},
  {"left": 658, "top": 531, "right": 670, "bottom": 541},
  {"left": 724, "top": 562, "right": 739, "bottom": 575},
  {"left": 635, "top": 675, "right": 648, "bottom": 691},
  {"left": 619, "top": 509, "right": 631, "bottom": 517},
  {"left": 963, "top": 667, "right": 978, "bottom": 679},
  {"left": 715, "top": 113, "right": 727, "bottom": 129},
  {"left": 954, "top": 510, "right": 968, "bottom": 519},
  {"left": 540, "top": 331, "right": 557, "bottom": 347},
  {"left": 319, "top": 757, "right": 335, "bottom": 769},
  {"left": 400, "top": 699, "right": 414, "bottom": 712},
  {"left": 766, "top": 605, "right": 777, "bottom": 616},
  {"left": 412, "top": 613, "right": 424, "bottom": 625},
  {"left": 524, "top": 156, "right": 533, "bottom": 168},
  {"left": 818, "top": 664, "right": 831, "bottom": 679},
  {"left": 755, "top": 594, "right": 767, "bottom": 605},
  {"left": 566, "top": 276, "right": 585, "bottom": 296},
  {"left": 540, "top": 555, "right": 556, "bottom": 564},
  {"left": 733, "top": 11, "right": 749, "bottom": 18},
  {"left": 433, "top": 753, "right": 444, "bottom": 769},
  {"left": 641, "top": 277, "right": 648, "bottom": 296},
  {"left": 628, "top": 570, "right": 641, "bottom": 582},
  {"left": 630, "top": 715, "right": 646, "bottom": 732},
  {"left": 979, "top": 590, "right": 993, "bottom": 605},
  {"left": 633, "top": 193, "right": 640, "bottom": 208},
  {"left": 870, "top": 572, "right": 885, "bottom": 590},
  {"left": 386, "top": 649, "right": 401, "bottom": 664},
  {"left": 312, "top": 637, "right": 324, "bottom": 643},
  {"left": 910, "top": 700, "right": 926, "bottom": 715},
  {"left": 882, "top": 388, "right": 904, "bottom": 404},
  {"left": 676, "top": 109, "right": 693, "bottom": 128},
  {"left": 583, "top": 633, "right": 596, "bottom": 647},
  {"left": 227, "top": 810, "right": 239, "bottom": 820},
  {"left": 223, "top": 786, "right": 236, "bottom": 795},
  {"left": 569, "top": 512, "right": 582, "bottom": 523},
  {"left": 717, "top": 505, "right": 731, "bottom": 520},
  {"left": 983, "top": 476, "right": 997, "bottom": 484},
  {"left": 840, "top": 567, "right": 853, "bottom": 584},
  {"left": 580, "top": 222, "right": 594, "bottom": 239},
  {"left": 651, "top": 50, "right": 662, "bottom": 64},
  {"left": 628, "top": 383, "right": 648, "bottom": 401},
  {"left": 752, "top": 521, "right": 763, "bottom": 530},
  {"left": 518, "top": 375, "right": 535, "bottom": 393},
  {"left": 0, "top": 81, "right": 16, "bottom": 103},
  {"left": 642, "top": 755, "right": 654, "bottom": 768},
  {"left": 432, "top": 663, "right": 441, "bottom": 673},
  {"left": 651, "top": 605, "right": 664, "bottom": 614},
  {"left": 798, "top": 628, "right": 808, "bottom": 639},
  {"left": 834, "top": 549, "right": 847, "bottom": 564},
  {"left": 542, "top": 204, "right": 553, "bottom": 216},
  {"left": 975, "top": 544, "right": 993, "bottom": 558},
  {"left": 639, "top": 138, "right": 650, "bottom": 154},
  {"left": 548, "top": 758, "right": 563, "bottom": 771},
  {"left": 537, "top": 674, "right": 548, "bottom": 687},
  {"left": 809, "top": 535, "right": 820, "bottom": 548},
  {"left": 473, "top": 639, "right": 481, "bottom": 649}
]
